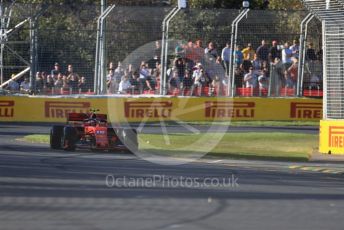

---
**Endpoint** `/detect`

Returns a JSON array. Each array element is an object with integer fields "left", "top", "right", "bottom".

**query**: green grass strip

[
  {"left": 23, "top": 132, "right": 318, "bottom": 162},
  {"left": 139, "top": 132, "right": 317, "bottom": 161},
  {"left": 21, "top": 135, "right": 49, "bottom": 143}
]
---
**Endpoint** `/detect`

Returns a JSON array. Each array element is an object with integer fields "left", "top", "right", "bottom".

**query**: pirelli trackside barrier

[
  {"left": 0, "top": 96, "right": 322, "bottom": 123},
  {"left": 319, "top": 120, "right": 344, "bottom": 155}
]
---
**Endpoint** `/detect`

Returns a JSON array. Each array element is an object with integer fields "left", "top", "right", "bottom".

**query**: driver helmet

[{"left": 90, "top": 119, "right": 96, "bottom": 126}]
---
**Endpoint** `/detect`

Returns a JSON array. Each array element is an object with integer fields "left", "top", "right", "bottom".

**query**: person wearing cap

[
  {"left": 242, "top": 43, "right": 255, "bottom": 61},
  {"left": 51, "top": 62, "right": 61, "bottom": 77},
  {"left": 269, "top": 40, "right": 281, "bottom": 63},
  {"left": 191, "top": 63, "right": 210, "bottom": 96}
]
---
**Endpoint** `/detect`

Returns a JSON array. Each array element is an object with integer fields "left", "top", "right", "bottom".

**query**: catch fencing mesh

[
  {"left": 1, "top": 3, "right": 323, "bottom": 98},
  {"left": 302, "top": 0, "right": 344, "bottom": 119}
]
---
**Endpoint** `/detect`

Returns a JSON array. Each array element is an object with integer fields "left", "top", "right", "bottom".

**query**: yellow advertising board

[
  {"left": 0, "top": 96, "right": 322, "bottom": 123},
  {"left": 319, "top": 120, "right": 344, "bottom": 155}
]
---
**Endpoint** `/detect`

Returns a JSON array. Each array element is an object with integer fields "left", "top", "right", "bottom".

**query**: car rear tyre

[
  {"left": 122, "top": 129, "right": 138, "bottom": 153},
  {"left": 61, "top": 126, "right": 76, "bottom": 151},
  {"left": 50, "top": 126, "right": 63, "bottom": 149}
]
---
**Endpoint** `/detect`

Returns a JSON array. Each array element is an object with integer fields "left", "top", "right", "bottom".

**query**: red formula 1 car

[{"left": 50, "top": 110, "right": 138, "bottom": 152}]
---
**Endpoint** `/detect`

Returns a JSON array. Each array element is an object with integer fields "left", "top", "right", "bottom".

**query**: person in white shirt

[
  {"left": 282, "top": 42, "right": 293, "bottom": 68},
  {"left": 244, "top": 67, "right": 257, "bottom": 88},
  {"left": 118, "top": 75, "right": 132, "bottom": 94},
  {"left": 191, "top": 63, "right": 210, "bottom": 96}
]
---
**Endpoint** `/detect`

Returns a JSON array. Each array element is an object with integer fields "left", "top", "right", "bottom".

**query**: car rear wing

[
  {"left": 95, "top": 114, "right": 107, "bottom": 121},
  {"left": 67, "top": 113, "right": 88, "bottom": 122},
  {"left": 67, "top": 113, "right": 107, "bottom": 122}
]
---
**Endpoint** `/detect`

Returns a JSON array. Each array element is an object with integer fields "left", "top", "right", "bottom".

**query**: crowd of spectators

[
  {"left": 107, "top": 40, "right": 227, "bottom": 96},
  {"left": 4, "top": 39, "right": 323, "bottom": 97},
  {"left": 105, "top": 39, "right": 323, "bottom": 96},
  {"left": 6, "top": 63, "right": 89, "bottom": 95},
  {"left": 106, "top": 61, "right": 160, "bottom": 95},
  {"left": 233, "top": 39, "right": 322, "bottom": 94}
]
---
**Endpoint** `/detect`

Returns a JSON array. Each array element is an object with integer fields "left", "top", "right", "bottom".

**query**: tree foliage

[
  {"left": 171, "top": 0, "right": 303, "bottom": 9},
  {"left": 268, "top": 0, "right": 303, "bottom": 10},
  {"left": 16, "top": 0, "right": 304, "bottom": 9}
]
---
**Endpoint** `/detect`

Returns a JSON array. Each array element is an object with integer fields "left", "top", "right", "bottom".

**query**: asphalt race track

[{"left": 0, "top": 124, "right": 344, "bottom": 230}]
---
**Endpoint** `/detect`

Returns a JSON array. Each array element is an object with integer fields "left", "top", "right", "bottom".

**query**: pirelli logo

[
  {"left": 0, "top": 100, "right": 14, "bottom": 118},
  {"left": 45, "top": 101, "right": 91, "bottom": 118},
  {"left": 205, "top": 101, "right": 255, "bottom": 118},
  {"left": 290, "top": 102, "right": 322, "bottom": 119},
  {"left": 328, "top": 126, "right": 344, "bottom": 148},
  {"left": 124, "top": 101, "right": 172, "bottom": 118}
]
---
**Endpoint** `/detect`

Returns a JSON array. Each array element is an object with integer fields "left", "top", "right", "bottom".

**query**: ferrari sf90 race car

[{"left": 50, "top": 111, "right": 138, "bottom": 152}]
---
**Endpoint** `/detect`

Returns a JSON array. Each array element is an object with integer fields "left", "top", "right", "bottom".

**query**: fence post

[
  {"left": 161, "top": 6, "right": 180, "bottom": 95},
  {"left": 297, "top": 13, "right": 315, "bottom": 97},
  {"left": 94, "top": 4, "right": 116, "bottom": 95},
  {"left": 268, "top": 63, "right": 274, "bottom": 97},
  {"left": 29, "top": 6, "right": 47, "bottom": 93},
  {"left": 29, "top": 18, "right": 37, "bottom": 93},
  {"left": 229, "top": 8, "right": 249, "bottom": 97}
]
